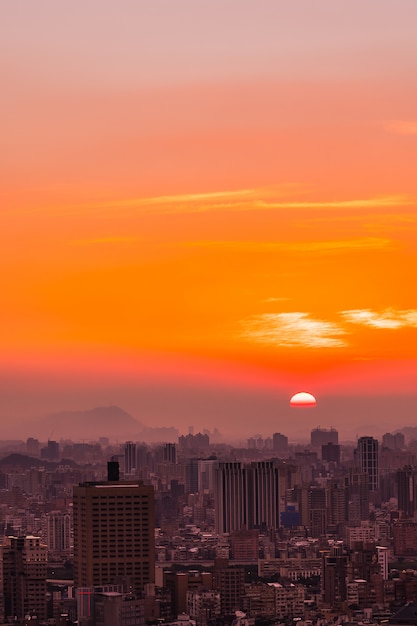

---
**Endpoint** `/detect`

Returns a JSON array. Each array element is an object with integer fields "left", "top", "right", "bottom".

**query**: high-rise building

[
  {"left": 249, "top": 461, "right": 280, "bottom": 530},
  {"left": 214, "top": 461, "right": 280, "bottom": 533},
  {"left": 73, "top": 471, "right": 155, "bottom": 592},
  {"left": 310, "top": 428, "right": 338, "bottom": 447},
  {"left": 163, "top": 443, "right": 177, "bottom": 464},
  {"left": 124, "top": 441, "right": 137, "bottom": 475},
  {"left": 397, "top": 465, "right": 416, "bottom": 517},
  {"left": 345, "top": 469, "right": 369, "bottom": 525},
  {"left": 2, "top": 536, "right": 48, "bottom": 622},
  {"left": 355, "top": 436, "right": 379, "bottom": 491},
  {"left": 46, "top": 511, "right": 72, "bottom": 554},
  {"left": 214, "top": 463, "right": 249, "bottom": 533}
]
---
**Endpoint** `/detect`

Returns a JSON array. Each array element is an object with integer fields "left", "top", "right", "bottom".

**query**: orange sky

[{"left": 1, "top": 2, "right": 417, "bottom": 435}]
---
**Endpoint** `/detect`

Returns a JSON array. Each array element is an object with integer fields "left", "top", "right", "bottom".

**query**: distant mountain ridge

[{"left": 35, "top": 405, "right": 145, "bottom": 441}]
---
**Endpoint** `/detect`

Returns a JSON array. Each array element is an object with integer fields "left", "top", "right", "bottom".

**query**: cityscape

[
  {"left": 2, "top": 421, "right": 417, "bottom": 625},
  {"left": 2, "top": 1, "right": 417, "bottom": 625}
]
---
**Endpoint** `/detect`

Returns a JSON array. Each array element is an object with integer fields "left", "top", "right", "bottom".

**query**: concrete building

[
  {"left": 2, "top": 535, "right": 48, "bottom": 622},
  {"left": 73, "top": 473, "right": 155, "bottom": 592}
]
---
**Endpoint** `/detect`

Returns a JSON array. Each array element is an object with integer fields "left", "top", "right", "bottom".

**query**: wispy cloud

[
  {"left": 72, "top": 188, "right": 411, "bottom": 217},
  {"left": 241, "top": 312, "right": 348, "bottom": 348},
  {"left": 341, "top": 308, "right": 417, "bottom": 329},
  {"left": 71, "top": 236, "right": 142, "bottom": 246},
  {"left": 185, "top": 237, "right": 393, "bottom": 253},
  {"left": 384, "top": 120, "right": 417, "bottom": 136}
]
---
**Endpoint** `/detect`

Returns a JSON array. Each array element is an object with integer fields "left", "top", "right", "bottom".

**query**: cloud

[
  {"left": 384, "top": 120, "right": 417, "bottom": 136},
  {"left": 241, "top": 312, "right": 348, "bottom": 348},
  {"left": 71, "top": 236, "right": 142, "bottom": 245},
  {"left": 185, "top": 237, "right": 393, "bottom": 253},
  {"left": 341, "top": 308, "right": 417, "bottom": 329},
  {"left": 68, "top": 188, "right": 412, "bottom": 218}
]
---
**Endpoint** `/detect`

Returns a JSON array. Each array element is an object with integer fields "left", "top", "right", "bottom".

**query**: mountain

[{"left": 34, "top": 405, "right": 145, "bottom": 441}]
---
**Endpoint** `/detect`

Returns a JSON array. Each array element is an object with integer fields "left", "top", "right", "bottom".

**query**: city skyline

[{"left": 2, "top": 2, "right": 417, "bottom": 439}]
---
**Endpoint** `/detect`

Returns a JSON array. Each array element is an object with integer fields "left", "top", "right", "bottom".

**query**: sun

[{"left": 290, "top": 392, "right": 317, "bottom": 407}]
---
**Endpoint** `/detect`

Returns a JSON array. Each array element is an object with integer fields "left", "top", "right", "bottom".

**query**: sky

[{"left": 1, "top": 1, "right": 417, "bottom": 441}]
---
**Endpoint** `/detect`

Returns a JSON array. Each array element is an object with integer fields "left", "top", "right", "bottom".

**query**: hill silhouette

[{"left": 35, "top": 405, "right": 144, "bottom": 440}]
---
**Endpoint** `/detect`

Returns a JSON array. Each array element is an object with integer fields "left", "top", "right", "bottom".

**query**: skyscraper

[
  {"left": 214, "top": 461, "right": 279, "bottom": 533},
  {"left": 124, "top": 441, "right": 137, "bottom": 475},
  {"left": 214, "top": 462, "right": 249, "bottom": 533},
  {"left": 356, "top": 436, "right": 379, "bottom": 492},
  {"left": 73, "top": 472, "right": 155, "bottom": 592},
  {"left": 397, "top": 465, "right": 416, "bottom": 517}
]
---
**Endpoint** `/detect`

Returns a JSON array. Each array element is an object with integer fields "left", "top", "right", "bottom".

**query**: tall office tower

[
  {"left": 214, "top": 463, "right": 249, "bottom": 533},
  {"left": 73, "top": 471, "right": 155, "bottom": 592},
  {"left": 249, "top": 461, "right": 280, "bottom": 529},
  {"left": 356, "top": 436, "right": 379, "bottom": 491},
  {"left": 46, "top": 511, "right": 72, "bottom": 554},
  {"left": 124, "top": 441, "right": 137, "bottom": 475},
  {"left": 345, "top": 469, "right": 370, "bottom": 525},
  {"left": 214, "top": 462, "right": 280, "bottom": 533},
  {"left": 397, "top": 465, "right": 416, "bottom": 517},
  {"left": 163, "top": 443, "right": 177, "bottom": 464},
  {"left": 272, "top": 432, "right": 288, "bottom": 453},
  {"left": 2, "top": 536, "right": 48, "bottom": 622},
  {"left": 310, "top": 427, "right": 338, "bottom": 447}
]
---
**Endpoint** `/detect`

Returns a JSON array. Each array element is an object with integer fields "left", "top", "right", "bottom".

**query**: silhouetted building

[
  {"left": 272, "top": 433, "right": 288, "bottom": 453},
  {"left": 310, "top": 428, "right": 338, "bottom": 447},
  {"left": 356, "top": 436, "right": 379, "bottom": 492},
  {"left": 163, "top": 443, "right": 177, "bottom": 464},
  {"left": 124, "top": 441, "right": 136, "bottom": 475},
  {"left": 397, "top": 465, "right": 416, "bottom": 517},
  {"left": 383, "top": 432, "right": 405, "bottom": 450},
  {"left": 322, "top": 442, "right": 341, "bottom": 464},
  {"left": 345, "top": 468, "right": 370, "bottom": 525}
]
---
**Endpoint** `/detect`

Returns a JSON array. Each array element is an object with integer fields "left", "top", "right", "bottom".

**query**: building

[
  {"left": 310, "top": 428, "right": 338, "bottom": 447},
  {"left": 397, "top": 465, "right": 416, "bottom": 517},
  {"left": 355, "top": 436, "right": 379, "bottom": 492},
  {"left": 272, "top": 433, "right": 288, "bottom": 453},
  {"left": 214, "top": 463, "right": 249, "bottom": 533},
  {"left": 46, "top": 511, "right": 72, "bottom": 555},
  {"left": 382, "top": 432, "right": 405, "bottom": 450},
  {"left": 73, "top": 469, "right": 155, "bottom": 592},
  {"left": 321, "top": 442, "right": 341, "bottom": 464},
  {"left": 345, "top": 469, "right": 370, "bottom": 525},
  {"left": 186, "top": 589, "right": 220, "bottom": 626},
  {"left": 124, "top": 441, "right": 137, "bottom": 475},
  {"left": 213, "top": 560, "right": 245, "bottom": 616},
  {"left": 2, "top": 535, "right": 48, "bottom": 622},
  {"left": 230, "top": 529, "right": 259, "bottom": 561},
  {"left": 393, "top": 519, "right": 417, "bottom": 556},
  {"left": 214, "top": 462, "right": 279, "bottom": 533}
]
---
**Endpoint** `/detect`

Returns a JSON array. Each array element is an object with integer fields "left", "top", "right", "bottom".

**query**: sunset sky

[{"left": 2, "top": 1, "right": 417, "bottom": 439}]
